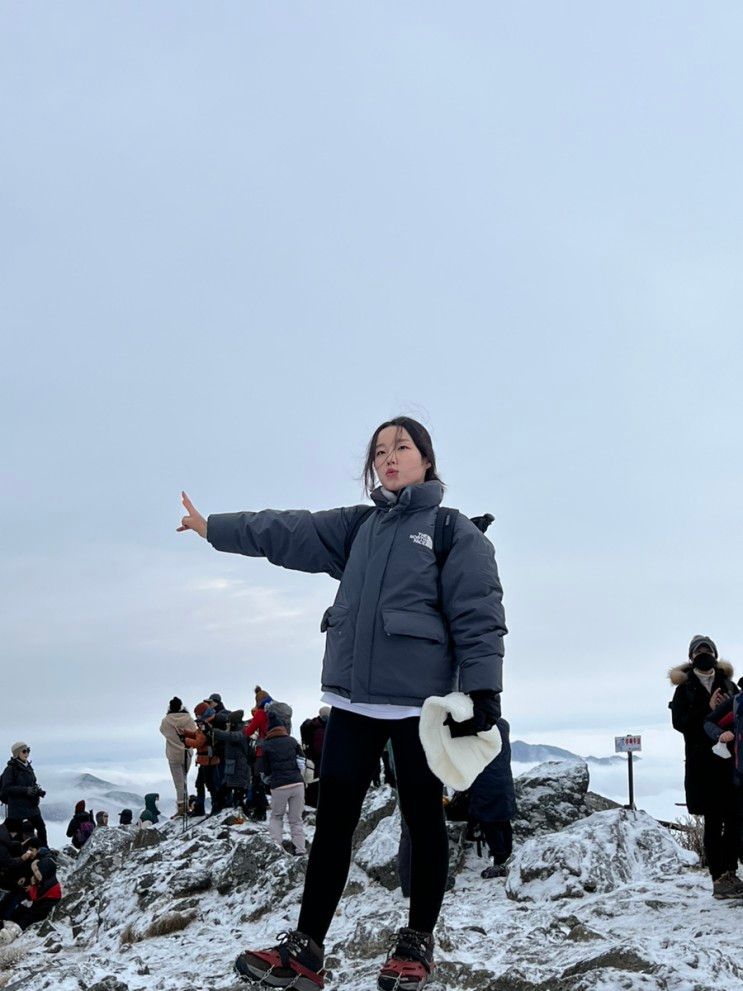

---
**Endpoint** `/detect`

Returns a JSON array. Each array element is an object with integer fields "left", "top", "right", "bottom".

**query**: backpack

[
  {"left": 345, "top": 506, "right": 494, "bottom": 567},
  {"left": 267, "top": 700, "right": 293, "bottom": 733},
  {"left": 74, "top": 820, "right": 95, "bottom": 847},
  {"left": 300, "top": 716, "right": 326, "bottom": 765}
]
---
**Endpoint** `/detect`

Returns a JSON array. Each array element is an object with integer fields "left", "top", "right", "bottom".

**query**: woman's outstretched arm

[{"left": 178, "top": 491, "right": 367, "bottom": 580}]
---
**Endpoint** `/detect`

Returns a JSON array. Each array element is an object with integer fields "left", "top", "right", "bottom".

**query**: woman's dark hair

[{"left": 362, "top": 416, "right": 443, "bottom": 496}]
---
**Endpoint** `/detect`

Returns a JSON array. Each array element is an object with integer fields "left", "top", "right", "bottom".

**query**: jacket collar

[
  {"left": 266, "top": 726, "right": 288, "bottom": 739},
  {"left": 370, "top": 480, "right": 443, "bottom": 514}
]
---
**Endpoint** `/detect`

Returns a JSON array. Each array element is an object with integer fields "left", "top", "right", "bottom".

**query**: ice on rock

[{"left": 506, "top": 808, "right": 698, "bottom": 902}]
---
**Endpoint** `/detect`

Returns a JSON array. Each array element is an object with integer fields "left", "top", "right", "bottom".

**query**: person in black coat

[
  {"left": 669, "top": 634, "right": 742, "bottom": 898},
  {"left": 66, "top": 801, "right": 95, "bottom": 850},
  {"left": 468, "top": 717, "right": 516, "bottom": 878},
  {"left": 0, "top": 744, "right": 47, "bottom": 847},
  {"left": 212, "top": 709, "right": 253, "bottom": 809}
]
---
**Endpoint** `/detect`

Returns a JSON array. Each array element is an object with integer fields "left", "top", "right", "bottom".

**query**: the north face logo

[{"left": 409, "top": 532, "right": 433, "bottom": 550}]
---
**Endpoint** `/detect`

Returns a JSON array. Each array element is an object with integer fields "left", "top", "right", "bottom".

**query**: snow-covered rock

[
  {"left": 3, "top": 793, "right": 742, "bottom": 991},
  {"left": 354, "top": 806, "right": 401, "bottom": 890},
  {"left": 506, "top": 808, "right": 698, "bottom": 901},
  {"left": 513, "top": 758, "right": 590, "bottom": 839}
]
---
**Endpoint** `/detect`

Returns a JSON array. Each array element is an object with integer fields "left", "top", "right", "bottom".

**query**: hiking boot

[
  {"left": 481, "top": 863, "right": 508, "bottom": 879},
  {"left": 378, "top": 927, "right": 434, "bottom": 991},
  {"left": 171, "top": 802, "right": 187, "bottom": 820},
  {"left": 235, "top": 930, "right": 325, "bottom": 989},
  {"left": 712, "top": 871, "right": 743, "bottom": 899}
]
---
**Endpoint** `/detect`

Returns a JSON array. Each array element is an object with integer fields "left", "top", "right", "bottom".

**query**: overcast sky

[{"left": 2, "top": 4, "right": 742, "bottom": 785}]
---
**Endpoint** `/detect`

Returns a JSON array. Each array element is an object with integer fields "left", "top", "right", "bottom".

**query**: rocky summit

[{"left": 1, "top": 759, "right": 742, "bottom": 991}]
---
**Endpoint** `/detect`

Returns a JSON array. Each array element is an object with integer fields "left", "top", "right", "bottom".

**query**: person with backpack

[
  {"left": 159, "top": 696, "right": 197, "bottom": 818},
  {"left": 300, "top": 707, "right": 330, "bottom": 772},
  {"left": 65, "top": 801, "right": 95, "bottom": 850},
  {"left": 670, "top": 635, "right": 741, "bottom": 899},
  {"left": 178, "top": 415, "right": 506, "bottom": 991},
  {"left": 0, "top": 744, "right": 48, "bottom": 848}
]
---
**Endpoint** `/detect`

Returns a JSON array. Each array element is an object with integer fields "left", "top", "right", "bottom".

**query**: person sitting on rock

[
  {"left": 468, "top": 717, "right": 516, "bottom": 879},
  {"left": 263, "top": 710, "right": 306, "bottom": 857},
  {"left": 0, "top": 818, "right": 35, "bottom": 893},
  {"left": 66, "top": 801, "right": 95, "bottom": 850},
  {"left": 138, "top": 793, "right": 161, "bottom": 827},
  {"left": 0, "top": 851, "right": 62, "bottom": 942}
]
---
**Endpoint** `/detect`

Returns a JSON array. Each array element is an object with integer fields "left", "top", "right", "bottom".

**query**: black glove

[
  {"left": 37, "top": 788, "right": 46, "bottom": 798},
  {"left": 445, "top": 690, "right": 501, "bottom": 738}
]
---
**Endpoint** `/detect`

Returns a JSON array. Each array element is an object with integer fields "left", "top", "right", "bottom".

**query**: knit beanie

[
  {"left": 75, "top": 800, "right": 86, "bottom": 814},
  {"left": 168, "top": 696, "right": 184, "bottom": 713},
  {"left": 208, "top": 693, "right": 222, "bottom": 704},
  {"left": 11, "top": 742, "right": 29, "bottom": 758},
  {"left": 688, "top": 635, "right": 718, "bottom": 659},
  {"left": 255, "top": 685, "right": 271, "bottom": 706}
]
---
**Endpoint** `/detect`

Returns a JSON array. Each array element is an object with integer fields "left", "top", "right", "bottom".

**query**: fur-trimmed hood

[{"left": 668, "top": 659, "right": 734, "bottom": 686}]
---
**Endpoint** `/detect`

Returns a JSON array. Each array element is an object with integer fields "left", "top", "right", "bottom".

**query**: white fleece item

[{"left": 419, "top": 691, "right": 502, "bottom": 791}]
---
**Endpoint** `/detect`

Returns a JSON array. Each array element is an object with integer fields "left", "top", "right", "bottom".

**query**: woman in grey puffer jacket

[{"left": 178, "top": 416, "right": 507, "bottom": 991}]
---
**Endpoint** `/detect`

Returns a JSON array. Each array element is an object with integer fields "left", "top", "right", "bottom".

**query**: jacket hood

[
  {"left": 668, "top": 659, "right": 734, "bottom": 685},
  {"left": 370, "top": 479, "right": 443, "bottom": 513},
  {"left": 144, "top": 793, "right": 160, "bottom": 811}
]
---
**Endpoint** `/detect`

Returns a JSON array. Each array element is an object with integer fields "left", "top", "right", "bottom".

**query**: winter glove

[
  {"left": 36, "top": 787, "right": 46, "bottom": 798},
  {"left": 445, "top": 690, "right": 501, "bottom": 738}
]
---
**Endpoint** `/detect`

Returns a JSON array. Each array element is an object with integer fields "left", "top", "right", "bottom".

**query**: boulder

[
  {"left": 513, "top": 759, "right": 589, "bottom": 839},
  {"left": 506, "top": 808, "right": 698, "bottom": 901},
  {"left": 354, "top": 807, "right": 401, "bottom": 889}
]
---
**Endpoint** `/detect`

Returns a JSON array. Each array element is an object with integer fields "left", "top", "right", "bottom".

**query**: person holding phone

[{"left": 670, "top": 635, "right": 741, "bottom": 898}]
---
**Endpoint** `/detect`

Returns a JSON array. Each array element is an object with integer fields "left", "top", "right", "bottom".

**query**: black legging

[
  {"left": 704, "top": 809, "right": 739, "bottom": 879},
  {"left": 297, "top": 708, "right": 448, "bottom": 945}
]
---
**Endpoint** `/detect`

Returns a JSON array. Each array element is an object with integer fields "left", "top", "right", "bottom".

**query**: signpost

[{"left": 614, "top": 735, "right": 642, "bottom": 810}]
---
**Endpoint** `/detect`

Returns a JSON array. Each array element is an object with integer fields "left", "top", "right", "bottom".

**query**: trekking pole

[{"left": 182, "top": 744, "right": 189, "bottom": 835}]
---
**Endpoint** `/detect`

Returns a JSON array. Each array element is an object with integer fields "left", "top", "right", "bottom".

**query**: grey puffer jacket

[{"left": 207, "top": 480, "right": 507, "bottom": 706}]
